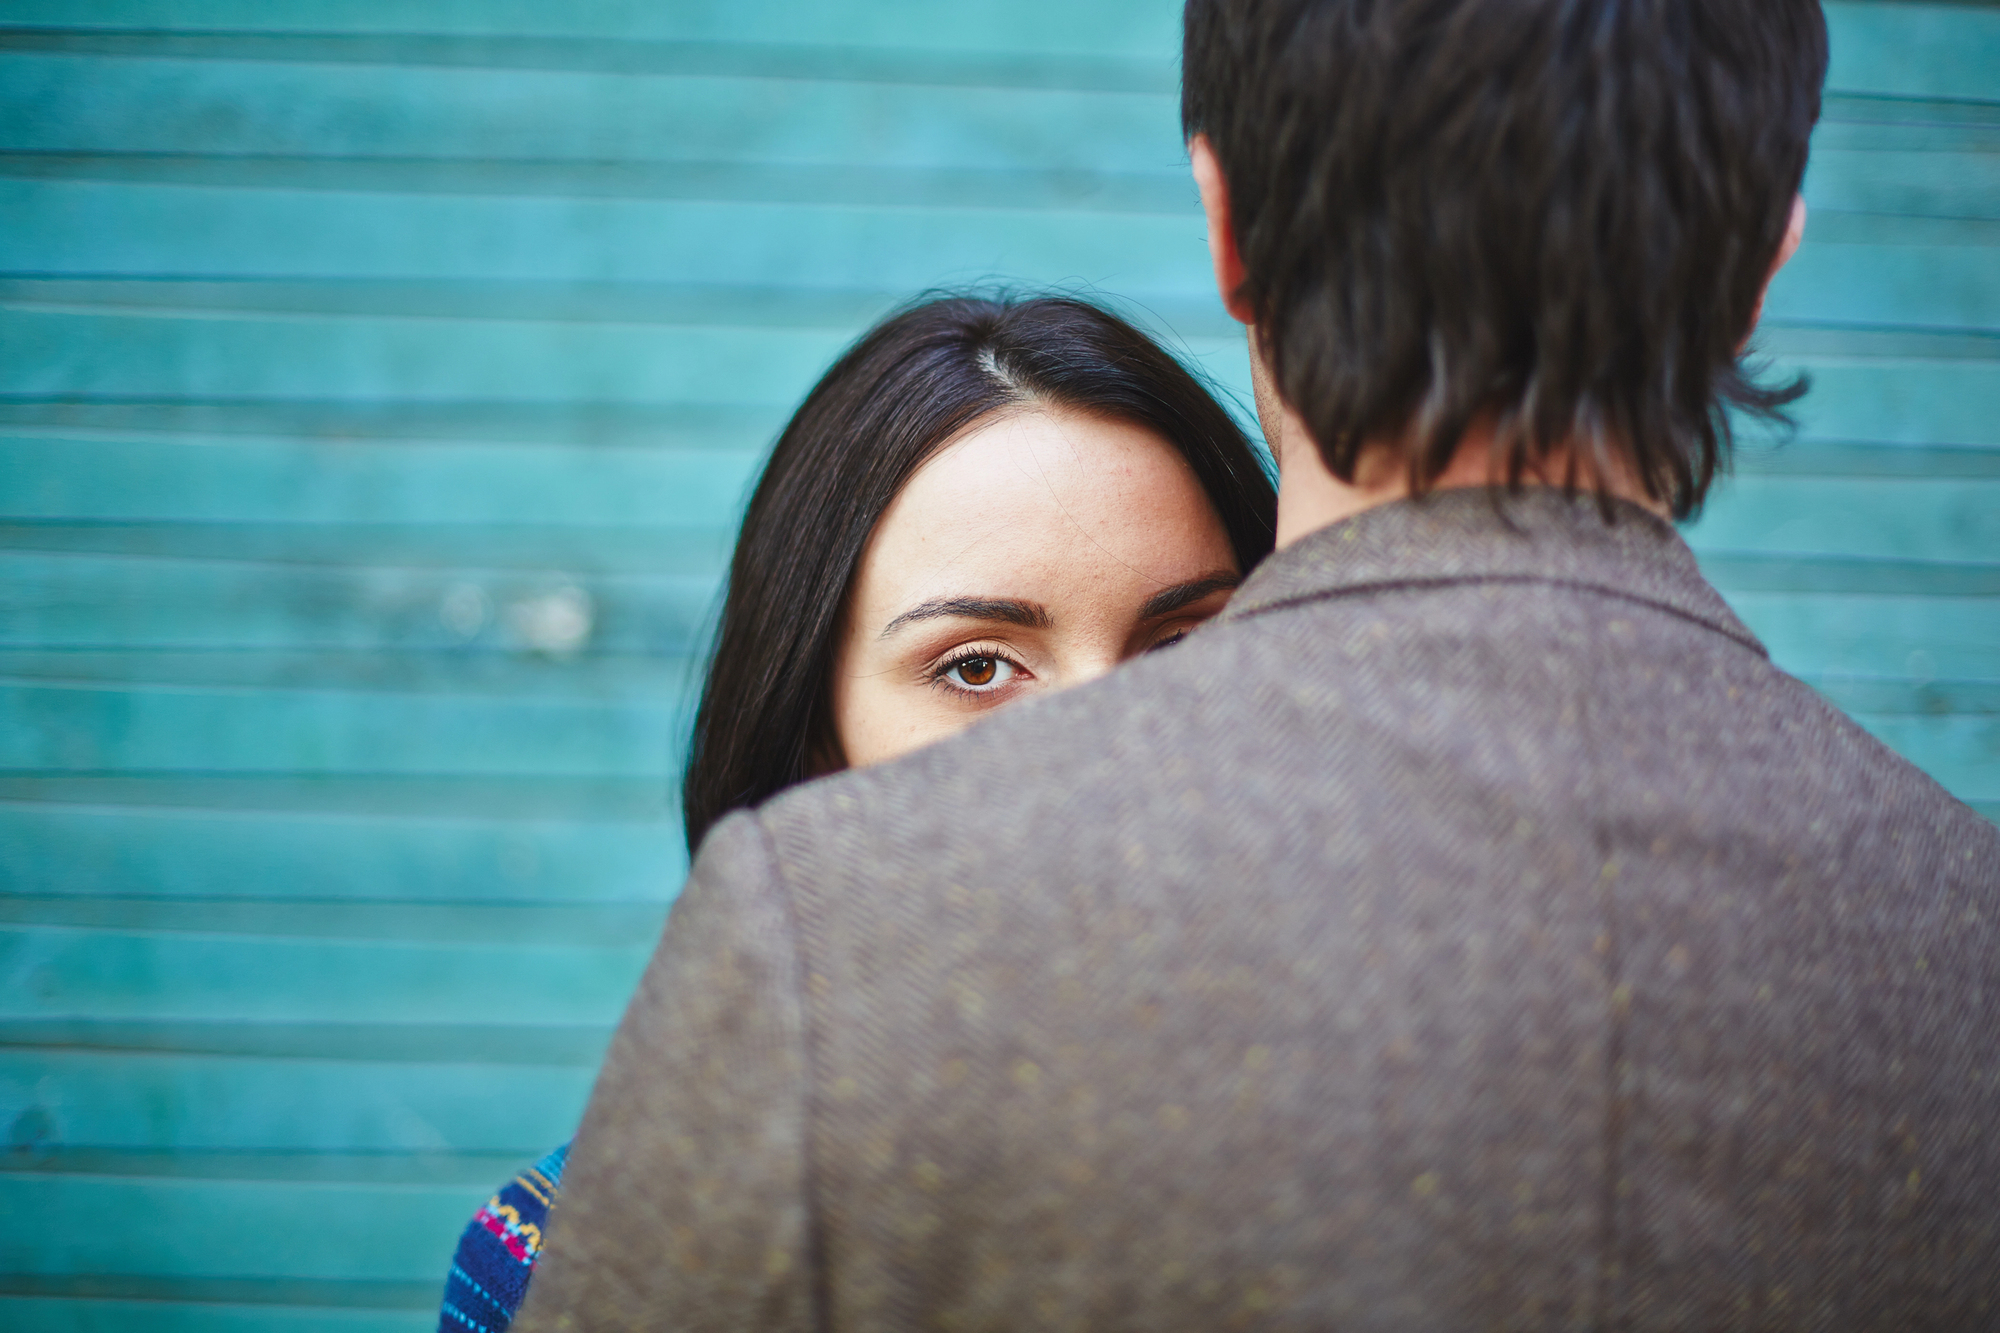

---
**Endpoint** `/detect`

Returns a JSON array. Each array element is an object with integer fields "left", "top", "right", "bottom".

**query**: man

[{"left": 519, "top": 0, "right": 2000, "bottom": 1327}]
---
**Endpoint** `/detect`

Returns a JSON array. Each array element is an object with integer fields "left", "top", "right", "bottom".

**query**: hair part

[
  {"left": 1183, "top": 0, "right": 1829, "bottom": 518},
  {"left": 680, "top": 294, "right": 1277, "bottom": 852}
]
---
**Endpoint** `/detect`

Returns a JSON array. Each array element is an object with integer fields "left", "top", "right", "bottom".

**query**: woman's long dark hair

[{"left": 681, "top": 294, "right": 1278, "bottom": 852}]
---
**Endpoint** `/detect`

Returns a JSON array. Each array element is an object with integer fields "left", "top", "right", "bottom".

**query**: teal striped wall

[{"left": 2, "top": 3, "right": 1995, "bottom": 1329}]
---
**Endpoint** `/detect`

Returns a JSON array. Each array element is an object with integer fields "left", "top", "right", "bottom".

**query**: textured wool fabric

[{"left": 519, "top": 490, "right": 2000, "bottom": 1332}]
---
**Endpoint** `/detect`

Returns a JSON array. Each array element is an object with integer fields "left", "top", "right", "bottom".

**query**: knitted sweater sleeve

[{"left": 439, "top": 1142, "right": 570, "bottom": 1333}]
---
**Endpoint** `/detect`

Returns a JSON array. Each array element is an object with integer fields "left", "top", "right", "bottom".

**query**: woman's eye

[
  {"left": 1149, "top": 629, "right": 1190, "bottom": 653},
  {"left": 940, "top": 654, "right": 1018, "bottom": 691},
  {"left": 955, "top": 656, "right": 998, "bottom": 686}
]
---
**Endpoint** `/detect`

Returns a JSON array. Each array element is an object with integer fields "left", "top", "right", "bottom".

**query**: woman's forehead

[
  {"left": 856, "top": 408, "right": 1234, "bottom": 614},
  {"left": 922, "top": 407, "right": 1176, "bottom": 481},
  {"left": 894, "top": 410, "right": 1204, "bottom": 534}
]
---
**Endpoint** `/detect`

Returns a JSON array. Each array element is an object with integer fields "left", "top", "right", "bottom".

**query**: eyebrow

[
  {"left": 880, "top": 596, "right": 1055, "bottom": 638},
  {"left": 877, "top": 573, "right": 1240, "bottom": 639},
  {"left": 1138, "top": 571, "right": 1241, "bottom": 621}
]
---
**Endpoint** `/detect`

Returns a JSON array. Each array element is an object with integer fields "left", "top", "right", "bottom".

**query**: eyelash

[{"left": 926, "top": 644, "right": 1027, "bottom": 698}]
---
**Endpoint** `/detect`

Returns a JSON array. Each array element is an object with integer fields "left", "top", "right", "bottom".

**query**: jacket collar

[{"left": 1220, "top": 487, "right": 1765, "bottom": 657}]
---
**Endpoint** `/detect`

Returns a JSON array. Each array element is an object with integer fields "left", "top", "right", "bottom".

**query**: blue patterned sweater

[{"left": 439, "top": 1143, "right": 568, "bottom": 1333}]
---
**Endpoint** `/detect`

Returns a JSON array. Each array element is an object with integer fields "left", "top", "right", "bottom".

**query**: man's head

[{"left": 1183, "top": 0, "right": 1828, "bottom": 518}]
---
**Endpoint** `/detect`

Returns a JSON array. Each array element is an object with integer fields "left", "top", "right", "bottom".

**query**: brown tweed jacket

[{"left": 517, "top": 490, "right": 2000, "bottom": 1332}]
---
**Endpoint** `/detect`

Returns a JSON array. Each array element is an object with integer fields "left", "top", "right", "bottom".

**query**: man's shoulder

[
  {"left": 753, "top": 619, "right": 1260, "bottom": 878},
  {"left": 744, "top": 575, "right": 1995, "bottom": 900}
]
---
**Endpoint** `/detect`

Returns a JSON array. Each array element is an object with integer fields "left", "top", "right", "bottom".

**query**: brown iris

[{"left": 955, "top": 657, "right": 998, "bottom": 686}]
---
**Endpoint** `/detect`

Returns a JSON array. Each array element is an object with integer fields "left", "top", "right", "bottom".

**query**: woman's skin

[{"left": 831, "top": 403, "right": 1243, "bottom": 768}]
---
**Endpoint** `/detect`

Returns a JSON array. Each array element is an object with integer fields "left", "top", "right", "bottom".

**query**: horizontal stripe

[
  {"left": 0, "top": 303, "right": 855, "bottom": 407},
  {"left": 1730, "top": 323, "right": 2000, "bottom": 363},
  {"left": 0, "top": 924, "right": 651, "bottom": 1024},
  {"left": 0, "top": 152, "right": 1200, "bottom": 215},
  {"left": 0, "top": 392, "right": 796, "bottom": 441},
  {"left": 1804, "top": 145, "right": 2000, "bottom": 221},
  {"left": 1730, "top": 442, "right": 2000, "bottom": 479},
  {"left": 0, "top": 54, "right": 1184, "bottom": 170},
  {"left": 0, "top": 6, "right": 1187, "bottom": 67},
  {"left": 0, "top": 29, "right": 1178, "bottom": 92},
  {"left": 1815, "top": 116, "right": 2000, "bottom": 155},
  {"left": 1846, "top": 711, "right": 2000, "bottom": 800},
  {"left": 0, "top": 773, "right": 675, "bottom": 817},
  {"left": 3, "top": 1148, "right": 535, "bottom": 1185},
  {"left": 0, "top": 550, "right": 721, "bottom": 653},
  {"left": 0, "top": 276, "right": 923, "bottom": 334},
  {"left": 1725, "top": 590, "right": 2000, "bottom": 683},
  {"left": 0, "top": 1294, "right": 433, "bottom": 1331},
  {"left": 1824, "top": 89, "right": 2000, "bottom": 126},
  {"left": 1811, "top": 676, "right": 2000, "bottom": 717},
  {"left": 0, "top": 897, "right": 673, "bottom": 945},
  {"left": 1779, "top": 358, "right": 2000, "bottom": 450},
  {"left": 0, "top": 521, "right": 741, "bottom": 574},
  {"left": 2, "top": 1045, "right": 591, "bottom": 1149},
  {"left": 1768, "top": 240, "right": 2000, "bottom": 332},
  {"left": 0, "top": 649, "right": 699, "bottom": 695},
  {"left": 1801, "top": 210, "right": 2000, "bottom": 248},
  {"left": 1697, "top": 554, "right": 2000, "bottom": 597},
  {"left": 1687, "top": 474, "right": 2000, "bottom": 564},
  {"left": 0, "top": 429, "right": 768, "bottom": 525},
  {"left": 0, "top": 1274, "right": 439, "bottom": 1311},
  {"left": 0, "top": 30, "right": 1176, "bottom": 101},
  {"left": 0, "top": 679, "right": 693, "bottom": 774},
  {"left": 0, "top": 264, "right": 1245, "bottom": 413},
  {"left": 0, "top": 1172, "right": 483, "bottom": 1281},
  {"left": 0, "top": 1017, "right": 619, "bottom": 1064},
  {"left": 0, "top": 799, "right": 686, "bottom": 901}
]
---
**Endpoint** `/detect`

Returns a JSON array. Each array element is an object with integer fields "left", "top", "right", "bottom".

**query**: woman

[{"left": 438, "top": 294, "right": 1276, "bottom": 1333}]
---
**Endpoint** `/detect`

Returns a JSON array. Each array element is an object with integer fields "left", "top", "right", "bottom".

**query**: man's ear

[
  {"left": 1191, "top": 135, "right": 1256, "bottom": 325},
  {"left": 1746, "top": 194, "right": 1807, "bottom": 342},
  {"left": 1777, "top": 193, "right": 1808, "bottom": 271}
]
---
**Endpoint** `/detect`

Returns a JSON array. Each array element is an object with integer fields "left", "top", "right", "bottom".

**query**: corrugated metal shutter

[
  {"left": 1700, "top": 4, "right": 1999, "bottom": 820},
  {"left": 1, "top": 2, "right": 1992, "bottom": 1328}
]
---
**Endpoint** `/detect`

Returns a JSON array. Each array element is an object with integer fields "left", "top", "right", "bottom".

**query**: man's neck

[{"left": 1262, "top": 385, "right": 1669, "bottom": 548}]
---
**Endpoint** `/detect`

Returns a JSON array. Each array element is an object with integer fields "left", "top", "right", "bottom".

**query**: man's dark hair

[
  {"left": 681, "top": 294, "right": 1277, "bottom": 852},
  {"left": 1183, "top": 0, "right": 1829, "bottom": 517}
]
